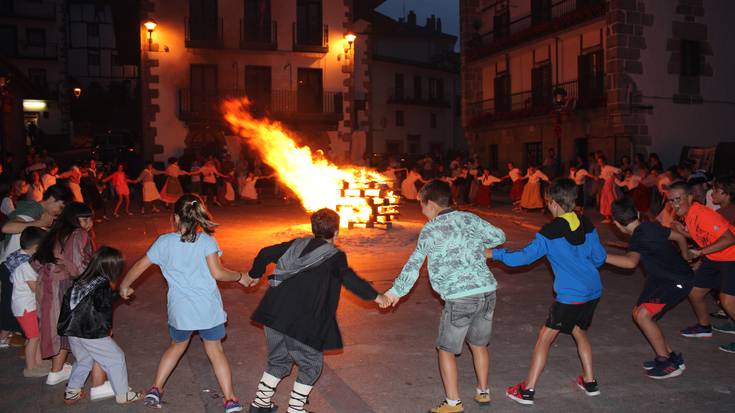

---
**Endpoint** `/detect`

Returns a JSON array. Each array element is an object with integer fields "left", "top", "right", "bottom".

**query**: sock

[
  {"left": 252, "top": 372, "right": 281, "bottom": 408},
  {"left": 445, "top": 398, "right": 461, "bottom": 406},
  {"left": 476, "top": 387, "right": 489, "bottom": 394},
  {"left": 287, "top": 382, "right": 313, "bottom": 413}
]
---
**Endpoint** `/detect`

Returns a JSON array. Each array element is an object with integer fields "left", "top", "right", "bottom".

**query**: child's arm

[
  {"left": 668, "top": 229, "right": 692, "bottom": 261},
  {"left": 248, "top": 241, "right": 293, "bottom": 281},
  {"left": 605, "top": 251, "right": 640, "bottom": 269},
  {"left": 119, "top": 255, "right": 154, "bottom": 299},
  {"left": 384, "top": 231, "right": 430, "bottom": 306},
  {"left": 475, "top": 215, "right": 506, "bottom": 248},
  {"left": 588, "top": 229, "right": 608, "bottom": 268},
  {"left": 490, "top": 234, "right": 548, "bottom": 267},
  {"left": 205, "top": 252, "right": 248, "bottom": 283},
  {"left": 691, "top": 229, "right": 735, "bottom": 258},
  {"left": 335, "top": 253, "right": 379, "bottom": 301},
  {"left": 26, "top": 280, "right": 38, "bottom": 293}
]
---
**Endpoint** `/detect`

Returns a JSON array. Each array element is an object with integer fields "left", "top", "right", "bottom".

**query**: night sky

[{"left": 376, "top": 0, "right": 460, "bottom": 38}]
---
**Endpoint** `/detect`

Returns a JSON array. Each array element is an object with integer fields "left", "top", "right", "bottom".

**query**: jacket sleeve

[
  {"left": 493, "top": 234, "right": 548, "bottom": 267},
  {"left": 335, "top": 253, "right": 378, "bottom": 301},
  {"left": 248, "top": 241, "right": 293, "bottom": 278},
  {"left": 588, "top": 230, "right": 607, "bottom": 268},
  {"left": 387, "top": 228, "right": 430, "bottom": 298},
  {"left": 475, "top": 215, "right": 506, "bottom": 248}
]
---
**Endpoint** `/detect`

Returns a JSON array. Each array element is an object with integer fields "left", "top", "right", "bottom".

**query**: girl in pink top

[{"left": 103, "top": 164, "right": 133, "bottom": 217}]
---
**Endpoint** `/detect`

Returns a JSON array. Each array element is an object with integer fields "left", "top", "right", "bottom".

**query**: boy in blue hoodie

[{"left": 487, "top": 178, "right": 606, "bottom": 406}]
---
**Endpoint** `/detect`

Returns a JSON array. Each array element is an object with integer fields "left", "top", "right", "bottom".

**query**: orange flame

[{"left": 222, "top": 98, "right": 396, "bottom": 226}]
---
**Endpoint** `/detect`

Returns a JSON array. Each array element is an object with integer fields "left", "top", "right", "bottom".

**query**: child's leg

[
  {"left": 83, "top": 337, "right": 129, "bottom": 395},
  {"left": 688, "top": 286, "right": 712, "bottom": 326},
  {"left": 91, "top": 363, "right": 107, "bottom": 387},
  {"left": 720, "top": 293, "right": 735, "bottom": 320},
  {"left": 114, "top": 195, "right": 123, "bottom": 215},
  {"left": 468, "top": 344, "right": 489, "bottom": 391},
  {"left": 285, "top": 336, "right": 323, "bottom": 413},
  {"left": 571, "top": 326, "right": 594, "bottom": 382},
  {"left": 251, "top": 327, "right": 294, "bottom": 409},
  {"left": 67, "top": 337, "right": 94, "bottom": 390},
  {"left": 201, "top": 339, "right": 236, "bottom": 400},
  {"left": 124, "top": 194, "right": 130, "bottom": 213},
  {"left": 526, "top": 326, "right": 560, "bottom": 388},
  {"left": 25, "top": 338, "right": 40, "bottom": 369},
  {"left": 438, "top": 350, "right": 460, "bottom": 400},
  {"left": 152, "top": 338, "right": 191, "bottom": 390},
  {"left": 633, "top": 306, "right": 671, "bottom": 357},
  {"left": 51, "top": 349, "right": 69, "bottom": 372}
]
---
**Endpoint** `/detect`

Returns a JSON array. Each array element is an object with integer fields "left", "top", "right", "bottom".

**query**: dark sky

[{"left": 376, "top": 0, "right": 460, "bottom": 38}]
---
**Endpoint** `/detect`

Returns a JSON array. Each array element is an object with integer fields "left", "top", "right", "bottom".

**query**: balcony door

[
  {"left": 297, "top": 0, "right": 322, "bottom": 46},
  {"left": 0, "top": 25, "right": 17, "bottom": 57},
  {"left": 578, "top": 49, "right": 604, "bottom": 105},
  {"left": 244, "top": 0, "right": 271, "bottom": 43},
  {"left": 531, "top": 63, "right": 552, "bottom": 108},
  {"left": 297, "top": 68, "right": 322, "bottom": 113},
  {"left": 245, "top": 65, "right": 272, "bottom": 114},
  {"left": 531, "top": 0, "right": 552, "bottom": 24},
  {"left": 494, "top": 73, "right": 510, "bottom": 113},
  {"left": 189, "top": 0, "right": 218, "bottom": 42},
  {"left": 190, "top": 64, "right": 218, "bottom": 116}
]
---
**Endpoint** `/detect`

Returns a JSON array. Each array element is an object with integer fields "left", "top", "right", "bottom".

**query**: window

[
  {"left": 489, "top": 144, "right": 499, "bottom": 170},
  {"left": 26, "top": 28, "right": 46, "bottom": 47},
  {"left": 494, "top": 73, "right": 510, "bottom": 112},
  {"left": 525, "top": 142, "right": 543, "bottom": 167},
  {"left": 394, "top": 73, "right": 404, "bottom": 99},
  {"left": 681, "top": 40, "right": 701, "bottom": 76},
  {"left": 189, "top": 0, "right": 219, "bottom": 43},
  {"left": 531, "top": 0, "right": 552, "bottom": 24},
  {"left": 296, "top": 0, "right": 323, "bottom": 46},
  {"left": 297, "top": 68, "right": 323, "bottom": 113},
  {"left": 429, "top": 78, "right": 444, "bottom": 101},
  {"left": 0, "top": 25, "right": 18, "bottom": 56},
  {"left": 578, "top": 49, "right": 604, "bottom": 105},
  {"left": 87, "top": 23, "right": 99, "bottom": 37},
  {"left": 88, "top": 52, "right": 100, "bottom": 66},
  {"left": 245, "top": 65, "right": 272, "bottom": 113},
  {"left": 111, "top": 53, "right": 119, "bottom": 66},
  {"left": 395, "top": 110, "right": 404, "bottom": 127},
  {"left": 531, "top": 63, "right": 552, "bottom": 108},
  {"left": 386, "top": 140, "right": 402, "bottom": 155},
  {"left": 413, "top": 75, "right": 422, "bottom": 100},
  {"left": 493, "top": 8, "right": 510, "bottom": 39},
  {"left": 190, "top": 64, "right": 219, "bottom": 116},
  {"left": 407, "top": 134, "right": 421, "bottom": 154},
  {"left": 244, "top": 0, "right": 272, "bottom": 43},
  {"left": 28, "top": 68, "right": 46, "bottom": 89},
  {"left": 430, "top": 113, "right": 437, "bottom": 129}
]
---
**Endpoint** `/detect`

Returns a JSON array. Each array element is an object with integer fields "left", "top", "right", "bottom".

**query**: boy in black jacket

[{"left": 243, "top": 208, "right": 387, "bottom": 413}]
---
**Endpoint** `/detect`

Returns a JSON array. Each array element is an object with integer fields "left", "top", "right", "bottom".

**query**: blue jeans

[{"left": 168, "top": 323, "right": 226, "bottom": 342}]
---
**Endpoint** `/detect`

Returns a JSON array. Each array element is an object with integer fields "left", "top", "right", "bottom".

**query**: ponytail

[{"left": 174, "top": 194, "right": 218, "bottom": 242}]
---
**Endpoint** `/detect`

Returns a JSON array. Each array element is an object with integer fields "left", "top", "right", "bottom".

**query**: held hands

[
  {"left": 119, "top": 286, "right": 134, "bottom": 300},
  {"left": 485, "top": 248, "right": 494, "bottom": 260},
  {"left": 375, "top": 292, "right": 400, "bottom": 309},
  {"left": 237, "top": 272, "right": 259, "bottom": 288}
]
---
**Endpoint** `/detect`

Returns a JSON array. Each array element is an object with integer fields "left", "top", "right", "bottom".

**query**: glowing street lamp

[
  {"left": 73, "top": 87, "right": 82, "bottom": 98},
  {"left": 344, "top": 32, "right": 356, "bottom": 51},
  {"left": 143, "top": 19, "right": 157, "bottom": 51}
]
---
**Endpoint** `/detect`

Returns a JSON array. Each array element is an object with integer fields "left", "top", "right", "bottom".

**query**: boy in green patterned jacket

[{"left": 383, "top": 180, "right": 506, "bottom": 413}]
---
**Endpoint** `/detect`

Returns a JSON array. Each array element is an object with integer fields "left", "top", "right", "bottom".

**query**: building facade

[
  {"left": 139, "top": 0, "right": 358, "bottom": 163},
  {"left": 355, "top": 9, "right": 463, "bottom": 165},
  {"left": 461, "top": 0, "right": 735, "bottom": 171}
]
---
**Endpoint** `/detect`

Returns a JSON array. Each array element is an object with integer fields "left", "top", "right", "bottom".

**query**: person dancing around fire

[{"left": 102, "top": 164, "right": 134, "bottom": 218}]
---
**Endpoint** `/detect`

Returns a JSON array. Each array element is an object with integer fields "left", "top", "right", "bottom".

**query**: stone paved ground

[{"left": 1, "top": 197, "right": 733, "bottom": 413}]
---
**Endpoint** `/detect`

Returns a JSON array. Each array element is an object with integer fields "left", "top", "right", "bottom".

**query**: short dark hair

[
  {"left": 42, "top": 184, "right": 73, "bottom": 203},
  {"left": 547, "top": 178, "right": 577, "bottom": 212},
  {"left": 715, "top": 176, "right": 735, "bottom": 199},
  {"left": 611, "top": 198, "right": 638, "bottom": 226},
  {"left": 668, "top": 181, "right": 691, "bottom": 194},
  {"left": 311, "top": 208, "right": 340, "bottom": 239},
  {"left": 418, "top": 179, "right": 452, "bottom": 207},
  {"left": 20, "top": 226, "right": 46, "bottom": 250}
]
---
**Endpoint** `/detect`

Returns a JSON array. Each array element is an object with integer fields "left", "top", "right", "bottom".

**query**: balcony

[
  {"left": 185, "top": 16, "right": 224, "bottom": 49},
  {"left": 466, "top": 0, "right": 606, "bottom": 61},
  {"left": 292, "top": 23, "right": 328, "bottom": 53},
  {"left": 388, "top": 88, "right": 450, "bottom": 108},
  {"left": 178, "top": 89, "right": 343, "bottom": 128},
  {"left": 16, "top": 42, "right": 58, "bottom": 59},
  {"left": 466, "top": 79, "right": 606, "bottom": 128},
  {"left": 240, "top": 19, "right": 277, "bottom": 50},
  {"left": 0, "top": 0, "right": 56, "bottom": 21}
]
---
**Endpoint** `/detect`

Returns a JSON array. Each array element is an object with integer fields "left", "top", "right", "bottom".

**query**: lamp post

[
  {"left": 143, "top": 19, "right": 157, "bottom": 51},
  {"left": 344, "top": 32, "right": 357, "bottom": 161},
  {"left": 552, "top": 86, "right": 567, "bottom": 175}
]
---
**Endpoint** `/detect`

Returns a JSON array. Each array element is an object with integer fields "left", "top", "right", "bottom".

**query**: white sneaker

[
  {"left": 0, "top": 337, "right": 9, "bottom": 349},
  {"left": 90, "top": 380, "right": 115, "bottom": 401},
  {"left": 46, "top": 363, "right": 73, "bottom": 385}
]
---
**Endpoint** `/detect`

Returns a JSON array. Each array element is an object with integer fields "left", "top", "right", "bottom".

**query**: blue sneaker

[
  {"left": 646, "top": 357, "right": 683, "bottom": 379},
  {"left": 643, "top": 352, "right": 685, "bottom": 371},
  {"left": 680, "top": 324, "right": 712, "bottom": 338},
  {"left": 225, "top": 399, "right": 244, "bottom": 413}
]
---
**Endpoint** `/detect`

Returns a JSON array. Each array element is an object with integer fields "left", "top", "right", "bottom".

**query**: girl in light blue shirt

[{"left": 119, "top": 194, "right": 253, "bottom": 413}]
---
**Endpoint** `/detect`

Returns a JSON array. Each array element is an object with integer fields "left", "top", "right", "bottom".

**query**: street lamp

[
  {"left": 73, "top": 87, "right": 82, "bottom": 98},
  {"left": 143, "top": 19, "right": 157, "bottom": 51},
  {"left": 344, "top": 32, "right": 356, "bottom": 51},
  {"left": 552, "top": 86, "right": 567, "bottom": 175}
]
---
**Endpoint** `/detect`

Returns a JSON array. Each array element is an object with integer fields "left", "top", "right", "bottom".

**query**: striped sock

[
  {"left": 287, "top": 382, "right": 312, "bottom": 413},
  {"left": 251, "top": 372, "right": 280, "bottom": 408}
]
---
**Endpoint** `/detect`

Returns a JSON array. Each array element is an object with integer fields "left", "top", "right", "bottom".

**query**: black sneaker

[
  {"left": 506, "top": 382, "right": 534, "bottom": 405},
  {"left": 680, "top": 324, "right": 713, "bottom": 338},
  {"left": 646, "top": 357, "right": 683, "bottom": 379},
  {"left": 643, "top": 352, "right": 685, "bottom": 371},
  {"left": 249, "top": 404, "right": 278, "bottom": 413},
  {"left": 576, "top": 376, "right": 600, "bottom": 396}
]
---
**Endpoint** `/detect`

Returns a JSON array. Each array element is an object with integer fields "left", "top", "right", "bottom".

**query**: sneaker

[
  {"left": 506, "top": 382, "right": 534, "bottom": 405},
  {"left": 90, "top": 380, "right": 115, "bottom": 401},
  {"left": 710, "top": 309, "right": 728, "bottom": 319},
  {"left": 0, "top": 337, "right": 9, "bottom": 348},
  {"left": 713, "top": 321, "right": 735, "bottom": 335},
  {"left": 116, "top": 390, "right": 141, "bottom": 404},
  {"left": 428, "top": 400, "right": 464, "bottom": 413},
  {"left": 23, "top": 366, "right": 50, "bottom": 378},
  {"left": 719, "top": 342, "right": 735, "bottom": 353},
  {"left": 576, "top": 376, "right": 600, "bottom": 396},
  {"left": 248, "top": 404, "right": 278, "bottom": 413},
  {"left": 646, "top": 357, "right": 683, "bottom": 379},
  {"left": 144, "top": 386, "right": 163, "bottom": 407},
  {"left": 680, "top": 324, "right": 713, "bottom": 338},
  {"left": 225, "top": 399, "right": 244, "bottom": 413},
  {"left": 473, "top": 390, "right": 491, "bottom": 406},
  {"left": 643, "top": 352, "right": 686, "bottom": 371},
  {"left": 64, "top": 388, "right": 85, "bottom": 405},
  {"left": 46, "top": 363, "right": 73, "bottom": 385}
]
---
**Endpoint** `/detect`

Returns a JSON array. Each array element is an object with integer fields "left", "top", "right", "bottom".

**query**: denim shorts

[
  {"left": 169, "top": 323, "right": 226, "bottom": 343},
  {"left": 437, "top": 291, "right": 496, "bottom": 354}
]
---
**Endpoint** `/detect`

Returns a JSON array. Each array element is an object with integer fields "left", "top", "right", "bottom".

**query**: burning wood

[{"left": 222, "top": 98, "right": 400, "bottom": 228}]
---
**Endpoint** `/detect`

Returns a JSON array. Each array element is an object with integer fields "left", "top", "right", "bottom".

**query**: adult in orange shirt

[{"left": 668, "top": 182, "right": 735, "bottom": 353}]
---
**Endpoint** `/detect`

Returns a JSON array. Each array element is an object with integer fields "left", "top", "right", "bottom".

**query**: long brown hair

[{"left": 174, "top": 194, "right": 217, "bottom": 242}]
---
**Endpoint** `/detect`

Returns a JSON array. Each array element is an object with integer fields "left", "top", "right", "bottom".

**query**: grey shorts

[{"left": 436, "top": 291, "right": 496, "bottom": 354}]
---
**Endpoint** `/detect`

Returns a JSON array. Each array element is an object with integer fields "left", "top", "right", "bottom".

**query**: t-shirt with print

[
  {"left": 146, "top": 232, "right": 227, "bottom": 330},
  {"left": 684, "top": 203, "right": 735, "bottom": 262},
  {"left": 628, "top": 222, "right": 693, "bottom": 283},
  {"left": 10, "top": 260, "right": 39, "bottom": 316}
]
